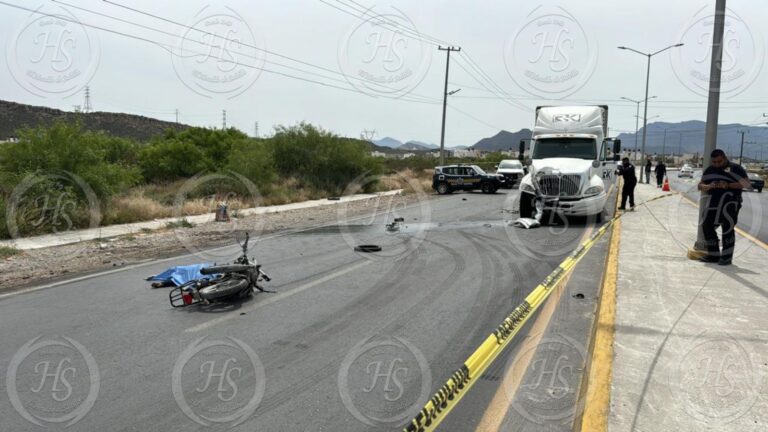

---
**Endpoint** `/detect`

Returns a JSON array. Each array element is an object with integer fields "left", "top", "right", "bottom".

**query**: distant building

[
  {"left": 0, "top": 136, "right": 19, "bottom": 144},
  {"left": 370, "top": 151, "right": 387, "bottom": 158}
]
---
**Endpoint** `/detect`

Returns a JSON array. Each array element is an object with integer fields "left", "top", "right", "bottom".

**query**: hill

[
  {"left": 373, "top": 137, "right": 404, "bottom": 148},
  {"left": 0, "top": 100, "right": 188, "bottom": 142},
  {"left": 472, "top": 129, "right": 533, "bottom": 151},
  {"left": 617, "top": 121, "right": 768, "bottom": 157},
  {"left": 399, "top": 140, "right": 438, "bottom": 151}
]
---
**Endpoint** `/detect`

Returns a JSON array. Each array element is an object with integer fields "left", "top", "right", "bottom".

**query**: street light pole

[
  {"left": 619, "top": 43, "right": 684, "bottom": 183},
  {"left": 621, "top": 96, "right": 656, "bottom": 166},
  {"left": 691, "top": 0, "right": 726, "bottom": 257}
]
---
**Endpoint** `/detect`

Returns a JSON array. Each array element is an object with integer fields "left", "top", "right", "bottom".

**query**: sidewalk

[
  {"left": 608, "top": 182, "right": 768, "bottom": 430},
  {"left": 0, "top": 190, "right": 401, "bottom": 250}
]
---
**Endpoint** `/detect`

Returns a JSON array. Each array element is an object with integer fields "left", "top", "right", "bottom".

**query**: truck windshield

[
  {"left": 499, "top": 161, "right": 521, "bottom": 169},
  {"left": 533, "top": 138, "right": 597, "bottom": 160}
]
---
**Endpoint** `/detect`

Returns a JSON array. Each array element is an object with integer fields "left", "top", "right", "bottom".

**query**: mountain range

[{"left": 2, "top": 99, "right": 765, "bottom": 160}]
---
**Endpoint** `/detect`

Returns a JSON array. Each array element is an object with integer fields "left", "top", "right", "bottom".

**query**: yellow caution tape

[{"left": 403, "top": 191, "right": 677, "bottom": 432}]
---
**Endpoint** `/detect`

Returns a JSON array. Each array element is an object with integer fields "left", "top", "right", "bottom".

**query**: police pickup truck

[{"left": 432, "top": 164, "right": 505, "bottom": 194}]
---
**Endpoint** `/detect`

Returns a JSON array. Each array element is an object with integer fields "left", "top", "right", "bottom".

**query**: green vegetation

[
  {"left": 165, "top": 219, "right": 195, "bottom": 229},
  {"left": 0, "top": 245, "right": 21, "bottom": 258},
  {"left": 0, "top": 121, "right": 385, "bottom": 239}
]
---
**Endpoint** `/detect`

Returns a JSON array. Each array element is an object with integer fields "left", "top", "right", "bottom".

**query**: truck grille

[{"left": 538, "top": 175, "right": 581, "bottom": 197}]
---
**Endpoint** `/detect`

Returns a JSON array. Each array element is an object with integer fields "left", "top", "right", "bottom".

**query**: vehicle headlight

[
  {"left": 521, "top": 183, "right": 536, "bottom": 193},
  {"left": 584, "top": 185, "right": 604, "bottom": 196}
]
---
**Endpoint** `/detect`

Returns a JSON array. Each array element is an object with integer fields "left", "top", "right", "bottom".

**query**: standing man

[
  {"left": 655, "top": 159, "right": 667, "bottom": 187},
  {"left": 644, "top": 157, "right": 652, "bottom": 184},
  {"left": 698, "top": 149, "right": 750, "bottom": 265},
  {"left": 615, "top": 157, "right": 637, "bottom": 210}
]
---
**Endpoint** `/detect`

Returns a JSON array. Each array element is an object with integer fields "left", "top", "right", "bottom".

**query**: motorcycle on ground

[{"left": 169, "top": 232, "right": 273, "bottom": 307}]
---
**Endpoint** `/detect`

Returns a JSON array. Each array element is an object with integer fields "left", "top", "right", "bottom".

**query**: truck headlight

[
  {"left": 584, "top": 185, "right": 604, "bottom": 196},
  {"left": 521, "top": 183, "right": 536, "bottom": 193}
]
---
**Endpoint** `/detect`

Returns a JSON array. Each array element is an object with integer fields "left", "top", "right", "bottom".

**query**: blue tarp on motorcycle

[{"left": 147, "top": 263, "right": 214, "bottom": 286}]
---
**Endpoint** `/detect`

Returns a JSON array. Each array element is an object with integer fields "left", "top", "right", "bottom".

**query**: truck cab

[{"left": 518, "top": 105, "right": 620, "bottom": 222}]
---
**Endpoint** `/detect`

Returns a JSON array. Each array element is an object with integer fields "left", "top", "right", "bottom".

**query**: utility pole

[
  {"left": 662, "top": 129, "right": 667, "bottom": 163},
  {"left": 692, "top": 0, "right": 726, "bottom": 257},
  {"left": 175, "top": 109, "right": 179, "bottom": 124},
  {"left": 222, "top": 110, "right": 227, "bottom": 129},
  {"left": 438, "top": 45, "right": 461, "bottom": 166},
  {"left": 254, "top": 121, "right": 259, "bottom": 138},
  {"left": 737, "top": 129, "right": 747, "bottom": 164},
  {"left": 83, "top": 86, "right": 92, "bottom": 113}
]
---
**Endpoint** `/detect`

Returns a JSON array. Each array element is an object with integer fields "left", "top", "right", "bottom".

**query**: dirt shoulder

[{"left": 0, "top": 192, "right": 431, "bottom": 291}]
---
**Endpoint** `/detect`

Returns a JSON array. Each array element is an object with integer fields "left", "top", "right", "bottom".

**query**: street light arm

[
  {"left": 651, "top": 43, "right": 684, "bottom": 56},
  {"left": 618, "top": 46, "right": 648, "bottom": 56}
]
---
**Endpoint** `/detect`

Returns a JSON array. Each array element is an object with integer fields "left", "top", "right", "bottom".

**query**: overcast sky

[{"left": 1, "top": 0, "right": 766, "bottom": 146}]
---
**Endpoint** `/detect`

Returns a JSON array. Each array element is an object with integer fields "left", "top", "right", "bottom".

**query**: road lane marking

[
  {"left": 184, "top": 260, "right": 372, "bottom": 333},
  {"left": 474, "top": 226, "right": 594, "bottom": 432}
]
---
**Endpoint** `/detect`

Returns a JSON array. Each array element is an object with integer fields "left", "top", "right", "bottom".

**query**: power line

[
  {"left": 48, "top": 0, "right": 440, "bottom": 103},
  {"left": 1, "top": 1, "right": 440, "bottom": 106},
  {"left": 318, "top": 0, "right": 450, "bottom": 47}
]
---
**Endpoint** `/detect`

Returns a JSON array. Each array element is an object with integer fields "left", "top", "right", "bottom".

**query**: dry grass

[{"left": 101, "top": 171, "right": 432, "bottom": 227}]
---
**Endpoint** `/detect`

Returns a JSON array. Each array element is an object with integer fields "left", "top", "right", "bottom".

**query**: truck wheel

[
  {"left": 519, "top": 194, "right": 534, "bottom": 218},
  {"left": 758, "top": 187, "right": 763, "bottom": 193},
  {"left": 481, "top": 182, "right": 493, "bottom": 194},
  {"left": 436, "top": 182, "right": 451, "bottom": 195}
]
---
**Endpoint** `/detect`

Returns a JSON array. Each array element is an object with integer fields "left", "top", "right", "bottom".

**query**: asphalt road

[
  {"left": 0, "top": 187, "right": 613, "bottom": 432},
  {"left": 666, "top": 169, "right": 768, "bottom": 245}
]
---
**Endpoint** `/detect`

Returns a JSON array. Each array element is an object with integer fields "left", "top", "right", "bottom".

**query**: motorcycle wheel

[{"left": 198, "top": 277, "right": 249, "bottom": 301}]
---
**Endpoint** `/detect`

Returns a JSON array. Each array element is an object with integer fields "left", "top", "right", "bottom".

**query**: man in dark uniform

[
  {"left": 615, "top": 157, "right": 637, "bottom": 210},
  {"left": 655, "top": 159, "right": 667, "bottom": 187},
  {"left": 644, "top": 157, "right": 652, "bottom": 184},
  {"left": 698, "top": 149, "right": 751, "bottom": 265}
]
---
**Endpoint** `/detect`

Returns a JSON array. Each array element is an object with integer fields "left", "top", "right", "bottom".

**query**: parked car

[
  {"left": 678, "top": 165, "right": 694, "bottom": 178},
  {"left": 495, "top": 159, "right": 525, "bottom": 187},
  {"left": 432, "top": 164, "right": 505, "bottom": 194},
  {"left": 747, "top": 172, "right": 764, "bottom": 193}
]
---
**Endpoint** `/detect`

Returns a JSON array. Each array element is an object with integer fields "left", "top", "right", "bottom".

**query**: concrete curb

[{"left": 1, "top": 190, "right": 403, "bottom": 250}]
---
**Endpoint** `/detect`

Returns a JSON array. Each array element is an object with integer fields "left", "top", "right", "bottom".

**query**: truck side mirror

[
  {"left": 613, "top": 139, "right": 622, "bottom": 161},
  {"left": 518, "top": 140, "right": 525, "bottom": 162}
]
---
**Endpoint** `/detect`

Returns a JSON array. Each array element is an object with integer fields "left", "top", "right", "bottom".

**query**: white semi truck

[{"left": 517, "top": 105, "right": 621, "bottom": 222}]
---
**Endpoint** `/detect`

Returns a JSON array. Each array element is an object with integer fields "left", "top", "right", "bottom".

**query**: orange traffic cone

[{"left": 662, "top": 177, "right": 670, "bottom": 192}]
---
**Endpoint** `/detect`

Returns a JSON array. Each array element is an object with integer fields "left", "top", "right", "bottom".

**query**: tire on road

[
  {"left": 198, "top": 277, "right": 249, "bottom": 300},
  {"left": 481, "top": 182, "right": 494, "bottom": 194},
  {"left": 519, "top": 193, "right": 534, "bottom": 218}
]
